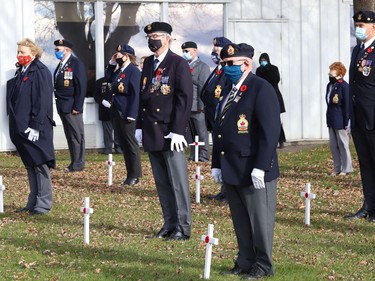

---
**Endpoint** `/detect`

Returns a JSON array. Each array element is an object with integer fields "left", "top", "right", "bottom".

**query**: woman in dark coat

[
  {"left": 256, "top": 53, "right": 286, "bottom": 148},
  {"left": 6, "top": 38, "right": 55, "bottom": 215}
]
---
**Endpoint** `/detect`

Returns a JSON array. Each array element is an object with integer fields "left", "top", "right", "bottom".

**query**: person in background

[
  {"left": 139, "top": 55, "right": 148, "bottom": 70},
  {"left": 7, "top": 38, "right": 55, "bottom": 215},
  {"left": 345, "top": 11, "right": 375, "bottom": 222},
  {"left": 325, "top": 62, "right": 353, "bottom": 176},
  {"left": 181, "top": 41, "right": 210, "bottom": 162},
  {"left": 212, "top": 43, "right": 280, "bottom": 279},
  {"left": 53, "top": 39, "right": 87, "bottom": 172},
  {"left": 256, "top": 53, "right": 286, "bottom": 148},
  {"left": 93, "top": 76, "right": 122, "bottom": 154},
  {"left": 136, "top": 22, "right": 193, "bottom": 241},
  {"left": 105, "top": 44, "right": 142, "bottom": 186},
  {"left": 201, "top": 36, "right": 232, "bottom": 202}
]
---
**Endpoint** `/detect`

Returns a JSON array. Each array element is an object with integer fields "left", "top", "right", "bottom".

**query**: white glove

[
  {"left": 24, "top": 127, "right": 39, "bottom": 142},
  {"left": 251, "top": 168, "right": 265, "bottom": 189},
  {"left": 102, "top": 100, "right": 111, "bottom": 108},
  {"left": 164, "top": 132, "right": 187, "bottom": 152},
  {"left": 135, "top": 129, "right": 142, "bottom": 144},
  {"left": 211, "top": 168, "right": 222, "bottom": 183}
]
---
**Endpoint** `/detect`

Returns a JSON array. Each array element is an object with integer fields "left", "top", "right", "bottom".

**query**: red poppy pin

[
  {"left": 190, "top": 68, "right": 194, "bottom": 73},
  {"left": 338, "top": 79, "right": 343, "bottom": 83},
  {"left": 23, "top": 76, "right": 29, "bottom": 81},
  {"left": 68, "top": 68, "right": 72, "bottom": 72},
  {"left": 156, "top": 69, "right": 162, "bottom": 76},
  {"left": 121, "top": 74, "right": 126, "bottom": 78},
  {"left": 216, "top": 69, "right": 222, "bottom": 75},
  {"left": 367, "top": 47, "right": 373, "bottom": 53},
  {"left": 240, "top": 85, "right": 247, "bottom": 92}
]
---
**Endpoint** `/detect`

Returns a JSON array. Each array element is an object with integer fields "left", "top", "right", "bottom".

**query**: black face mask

[
  {"left": 329, "top": 76, "right": 337, "bottom": 84},
  {"left": 148, "top": 39, "right": 163, "bottom": 52},
  {"left": 116, "top": 57, "right": 125, "bottom": 66}
]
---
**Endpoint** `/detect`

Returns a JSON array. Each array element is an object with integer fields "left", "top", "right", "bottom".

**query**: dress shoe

[
  {"left": 368, "top": 214, "right": 375, "bottom": 222},
  {"left": 15, "top": 208, "right": 31, "bottom": 214},
  {"left": 166, "top": 230, "right": 190, "bottom": 241},
  {"left": 153, "top": 228, "right": 174, "bottom": 239},
  {"left": 242, "top": 264, "right": 272, "bottom": 280},
  {"left": 207, "top": 192, "right": 227, "bottom": 202},
  {"left": 343, "top": 208, "right": 369, "bottom": 219},
  {"left": 123, "top": 177, "right": 139, "bottom": 186},
  {"left": 30, "top": 210, "right": 48, "bottom": 215},
  {"left": 278, "top": 142, "right": 285, "bottom": 149},
  {"left": 221, "top": 263, "right": 250, "bottom": 275},
  {"left": 64, "top": 167, "right": 84, "bottom": 173}
]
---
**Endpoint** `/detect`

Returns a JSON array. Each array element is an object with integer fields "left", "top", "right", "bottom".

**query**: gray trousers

[
  {"left": 25, "top": 164, "right": 53, "bottom": 213},
  {"left": 148, "top": 150, "right": 192, "bottom": 236},
  {"left": 328, "top": 128, "right": 353, "bottom": 173},
  {"left": 225, "top": 179, "right": 277, "bottom": 274},
  {"left": 102, "top": 120, "right": 121, "bottom": 153},
  {"left": 189, "top": 112, "right": 210, "bottom": 161},
  {"left": 60, "top": 113, "right": 85, "bottom": 170}
]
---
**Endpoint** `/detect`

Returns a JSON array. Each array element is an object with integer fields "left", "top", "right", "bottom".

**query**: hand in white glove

[
  {"left": 135, "top": 129, "right": 142, "bottom": 144},
  {"left": 24, "top": 127, "right": 39, "bottom": 142},
  {"left": 251, "top": 168, "right": 265, "bottom": 189},
  {"left": 102, "top": 100, "right": 111, "bottom": 108},
  {"left": 164, "top": 132, "right": 187, "bottom": 152},
  {"left": 211, "top": 168, "right": 222, "bottom": 183}
]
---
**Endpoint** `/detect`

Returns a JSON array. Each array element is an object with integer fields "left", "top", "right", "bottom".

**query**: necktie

[
  {"left": 219, "top": 86, "right": 237, "bottom": 125},
  {"left": 153, "top": 59, "right": 159, "bottom": 71},
  {"left": 55, "top": 62, "right": 63, "bottom": 79}
]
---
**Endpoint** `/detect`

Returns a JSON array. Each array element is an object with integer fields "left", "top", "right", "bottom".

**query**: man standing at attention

[
  {"left": 181, "top": 41, "right": 210, "bottom": 162},
  {"left": 211, "top": 43, "right": 280, "bottom": 279},
  {"left": 136, "top": 22, "right": 193, "bottom": 240},
  {"left": 345, "top": 11, "right": 375, "bottom": 222},
  {"left": 53, "top": 39, "right": 87, "bottom": 172}
]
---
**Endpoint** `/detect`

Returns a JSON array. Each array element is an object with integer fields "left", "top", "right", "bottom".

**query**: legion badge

[
  {"left": 160, "top": 84, "right": 171, "bottom": 95},
  {"left": 64, "top": 79, "right": 70, "bottom": 87},
  {"left": 214, "top": 85, "right": 222, "bottom": 98},
  {"left": 228, "top": 45, "right": 234, "bottom": 55},
  {"left": 237, "top": 114, "right": 249, "bottom": 134},
  {"left": 332, "top": 94, "right": 339, "bottom": 104},
  {"left": 117, "top": 45, "right": 121, "bottom": 52},
  {"left": 118, "top": 82, "right": 124, "bottom": 93},
  {"left": 213, "top": 38, "right": 217, "bottom": 45},
  {"left": 147, "top": 24, "right": 152, "bottom": 31}
]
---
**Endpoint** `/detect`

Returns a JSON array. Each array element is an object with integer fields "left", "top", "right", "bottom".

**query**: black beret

[
  {"left": 54, "top": 39, "right": 73, "bottom": 48},
  {"left": 181, "top": 41, "right": 197, "bottom": 49},
  {"left": 220, "top": 43, "right": 254, "bottom": 60},
  {"left": 213, "top": 37, "right": 232, "bottom": 47},
  {"left": 353, "top": 11, "right": 375, "bottom": 23},
  {"left": 144, "top": 22, "right": 172, "bottom": 34},
  {"left": 116, "top": 44, "right": 135, "bottom": 55}
]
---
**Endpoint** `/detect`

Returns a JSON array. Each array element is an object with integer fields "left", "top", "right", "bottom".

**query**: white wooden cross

[
  {"left": 80, "top": 197, "right": 94, "bottom": 244},
  {"left": 0, "top": 176, "right": 5, "bottom": 213},
  {"left": 192, "top": 166, "right": 204, "bottom": 203},
  {"left": 201, "top": 224, "right": 219, "bottom": 279},
  {"left": 300, "top": 182, "right": 316, "bottom": 225},
  {"left": 189, "top": 135, "right": 205, "bottom": 162},
  {"left": 106, "top": 154, "right": 115, "bottom": 186}
]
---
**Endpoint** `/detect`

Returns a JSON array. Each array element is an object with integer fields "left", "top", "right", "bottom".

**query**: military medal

[
  {"left": 237, "top": 114, "right": 249, "bottom": 134},
  {"left": 118, "top": 82, "right": 124, "bottom": 93},
  {"left": 214, "top": 85, "right": 222, "bottom": 98},
  {"left": 362, "top": 59, "right": 372, "bottom": 76},
  {"left": 64, "top": 79, "right": 70, "bottom": 87},
  {"left": 101, "top": 82, "right": 107, "bottom": 93},
  {"left": 332, "top": 94, "right": 339, "bottom": 104},
  {"left": 160, "top": 84, "right": 171, "bottom": 95}
]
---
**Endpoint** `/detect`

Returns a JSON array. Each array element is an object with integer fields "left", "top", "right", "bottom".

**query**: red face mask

[{"left": 17, "top": 55, "right": 33, "bottom": 66}]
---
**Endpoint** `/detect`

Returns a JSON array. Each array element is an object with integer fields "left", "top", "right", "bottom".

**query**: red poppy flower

[
  {"left": 156, "top": 69, "right": 162, "bottom": 76},
  {"left": 190, "top": 68, "right": 194, "bottom": 73},
  {"left": 368, "top": 47, "right": 373, "bottom": 53},
  {"left": 121, "top": 74, "right": 125, "bottom": 78},
  {"left": 240, "top": 85, "right": 247, "bottom": 92},
  {"left": 216, "top": 70, "right": 222, "bottom": 75},
  {"left": 23, "top": 76, "right": 29, "bottom": 81},
  {"left": 68, "top": 68, "right": 72, "bottom": 72},
  {"left": 338, "top": 79, "right": 343, "bottom": 83}
]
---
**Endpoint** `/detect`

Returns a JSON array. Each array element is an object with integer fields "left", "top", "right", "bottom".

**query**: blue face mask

[
  {"left": 224, "top": 65, "right": 243, "bottom": 85},
  {"left": 260, "top": 61, "right": 268, "bottom": 67},
  {"left": 183, "top": 51, "right": 192, "bottom": 61},
  {"left": 55, "top": 50, "right": 65, "bottom": 60},
  {"left": 355, "top": 27, "right": 367, "bottom": 41},
  {"left": 211, "top": 52, "right": 220, "bottom": 65}
]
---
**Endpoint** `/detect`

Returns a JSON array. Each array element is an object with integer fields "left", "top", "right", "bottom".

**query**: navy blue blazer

[
  {"left": 54, "top": 55, "right": 87, "bottom": 114},
  {"left": 7, "top": 59, "right": 55, "bottom": 168},
  {"left": 325, "top": 79, "right": 350, "bottom": 129},
  {"left": 212, "top": 73, "right": 280, "bottom": 186},
  {"left": 349, "top": 41, "right": 375, "bottom": 130},
  {"left": 94, "top": 77, "right": 112, "bottom": 121},
  {"left": 105, "top": 63, "right": 141, "bottom": 120},
  {"left": 137, "top": 49, "right": 193, "bottom": 152}
]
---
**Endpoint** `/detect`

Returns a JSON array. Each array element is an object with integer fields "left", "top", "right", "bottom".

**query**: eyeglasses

[
  {"left": 145, "top": 33, "right": 166, "bottom": 40},
  {"left": 222, "top": 59, "right": 245, "bottom": 66}
]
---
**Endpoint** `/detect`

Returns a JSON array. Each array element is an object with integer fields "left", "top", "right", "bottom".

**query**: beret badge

[
  {"left": 59, "top": 39, "right": 63, "bottom": 45},
  {"left": 147, "top": 24, "right": 152, "bottom": 31},
  {"left": 228, "top": 45, "right": 235, "bottom": 55},
  {"left": 358, "top": 13, "right": 362, "bottom": 20},
  {"left": 213, "top": 38, "right": 217, "bottom": 45},
  {"left": 117, "top": 45, "right": 121, "bottom": 52}
]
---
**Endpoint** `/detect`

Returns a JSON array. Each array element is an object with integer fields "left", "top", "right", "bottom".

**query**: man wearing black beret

[
  {"left": 345, "top": 11, "right": 375, "bottom": 222},
  {"left": 201, "top": 36, "right": 232, "bottom": 203},
  {"left": 53, "top": 39, "right": 87, "bottom": 172},
  {"left": 181, "top": 41, "right": 210, "bottom": 162},
  {"left": 136, "top": 22, "right": 193, "bottom": 240},
  {"left": 211, "top": 43, "right": 280, "bottom": 279}
]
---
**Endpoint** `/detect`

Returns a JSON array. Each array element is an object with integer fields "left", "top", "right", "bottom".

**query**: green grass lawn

[{"left": 0, "top": 144, "right": 374, "bottom": 281}]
